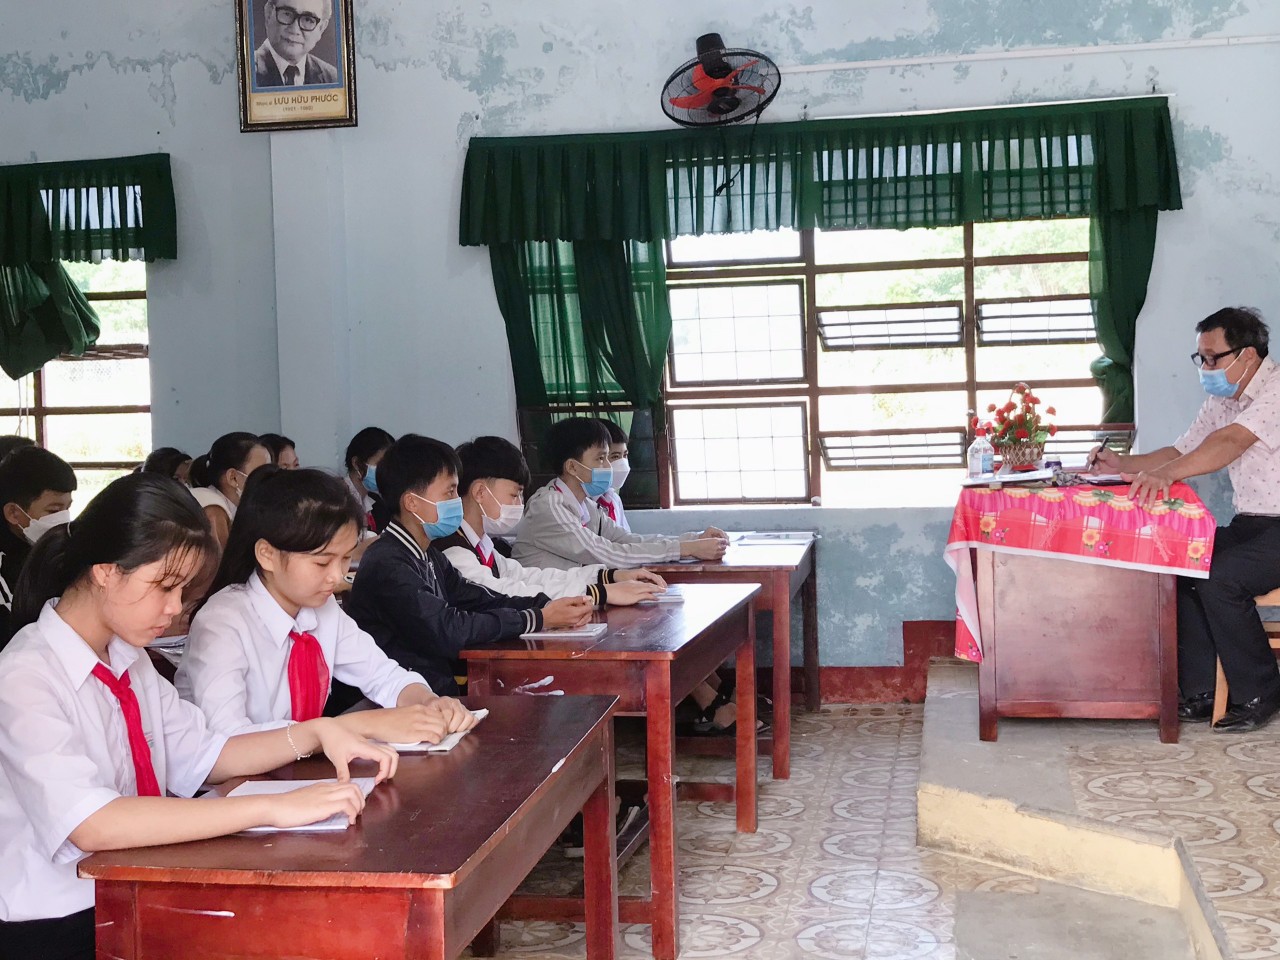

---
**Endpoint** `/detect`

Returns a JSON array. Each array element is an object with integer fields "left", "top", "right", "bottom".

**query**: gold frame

[{"left": 235, "top": 0, "right": 358, "bottom": 132}]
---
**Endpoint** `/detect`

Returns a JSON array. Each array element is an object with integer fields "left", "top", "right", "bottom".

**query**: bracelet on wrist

[{"left": 284, "top": 722, "right": 311, "bottom": 761}]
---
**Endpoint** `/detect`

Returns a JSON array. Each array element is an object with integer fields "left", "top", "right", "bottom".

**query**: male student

[
  {"left": 0, "top": 446, "right": 76, "bottom": 647},
  {"left": 345, "top": 434, "right": 593, "bottom": 694},
  {"left": 514, "top": 417, "right": 728, "bottom": 570},
  {"left": 437, "top": 435, "right": 664, "bottom": 604}
]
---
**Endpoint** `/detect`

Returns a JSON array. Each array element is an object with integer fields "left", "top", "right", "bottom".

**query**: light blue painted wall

[{"left": 5, "top": 0, "right": 1278, "bottom": 666}]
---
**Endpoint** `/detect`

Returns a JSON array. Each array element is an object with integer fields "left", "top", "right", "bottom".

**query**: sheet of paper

[
  {"left": 732, "top": 531, "right": 817, "bottom": 545},
  {"left": 388, "top": 708, "right": 489, "bottom": 753},
  {"left": 231, "top": 777, "right": 377, "bottom": 832},
  {"left": 639, "top": 585, "right": 686, "bottom": 604},
  {"left": 520, "top": 621, "right": 607, "bottom": 640}
]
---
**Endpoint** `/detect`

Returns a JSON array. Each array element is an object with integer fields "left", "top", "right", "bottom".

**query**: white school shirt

[
  {"left": 596, "top": 489, "right": 631, "bottom": 532},
  {"left": 177, "top": 573, "right": 428, "bottom": 735},
  {"left": 190, "top": 485, "right": 237, "bottom": 522},
  {"left": 344, "top": 475, "right": 379, "bottom": 541},
  {"left": 0, "top": 601, "right": 226, "bottom": 921},
  {"left": 441, "top": 520, "right": 606, "bottom": 599}
]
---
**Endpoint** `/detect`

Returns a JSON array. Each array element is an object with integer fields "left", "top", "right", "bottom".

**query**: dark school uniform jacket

[
  {"left": 0, "top": 525, "right": 30, "bottom": 650},
  {"left": 345, "top": 520, "right": 549, "bottom": 694}
]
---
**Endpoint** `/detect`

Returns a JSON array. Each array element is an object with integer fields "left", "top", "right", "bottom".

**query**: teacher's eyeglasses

[
  {"left": 272, "top": 5, "right": 323, "bottom": 31},
  {"left": 1190, "top": 347, "right": 1242, "bottom": 369}
]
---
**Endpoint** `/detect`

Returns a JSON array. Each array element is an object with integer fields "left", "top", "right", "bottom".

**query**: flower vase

[{"left": 996, "top": 442, "right": 1044, "bottom": 470}]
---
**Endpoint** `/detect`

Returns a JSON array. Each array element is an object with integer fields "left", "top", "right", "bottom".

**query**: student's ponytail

[
  {"left": 10, "top": 474, "right": 216, "bottom": 634},
  {"left": 188, "top": 453, "right": 214, "bottom": 489},
  {"left": 189, "top": 432, "right": 264, "bottom": 491}
]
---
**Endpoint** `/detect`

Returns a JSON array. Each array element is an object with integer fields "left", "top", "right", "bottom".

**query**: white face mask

[
  {"left": 610, "top": 457, "right": 632, "bottom": 492},
  {"left": 477, "top": 485, "right": 524, "bottom": 537},
  {"left": 21, "top": 508, "right": 70, "bottom": 545}
]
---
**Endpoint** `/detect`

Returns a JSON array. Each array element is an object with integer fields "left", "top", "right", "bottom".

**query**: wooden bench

[{"left": 1211, "top": 587, "right": 1280, "bottom": 723}]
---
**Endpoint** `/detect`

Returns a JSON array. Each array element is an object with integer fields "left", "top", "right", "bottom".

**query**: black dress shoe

[
  {"left": 1178, "top": 692, "right": 1215, "bottom": 723},
  {"left": 1212, "top": 687, "right": 1280, "bottom": 733}
]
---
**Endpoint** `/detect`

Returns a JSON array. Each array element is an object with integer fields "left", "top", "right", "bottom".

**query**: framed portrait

[{"left": 235, "top": 0, "right": 357, "bottom": 132}]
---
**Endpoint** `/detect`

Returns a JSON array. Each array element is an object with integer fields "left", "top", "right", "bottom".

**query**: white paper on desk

[
  {"left": 520, "top": 621, "right": 608, "bottom": 640},
  {"left": 961, "top": 467, "right": 1056, "bottom": 487},
  {"left": 734, "top": 532, "right": 818, "bottom": 545},
  {"left": 638, "top": 585, "right": 686, "bottom": 604},
  {"left": 388, "top": 708, "right": 489, "bottom": 752},
  {"left": 232, "top": 777, "right": 377, "bottom": 832}
]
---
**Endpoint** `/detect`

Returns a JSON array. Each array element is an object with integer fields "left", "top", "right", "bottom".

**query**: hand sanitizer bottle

[{"left": 967, "top": 429, "right": 995, "bottom": 478}]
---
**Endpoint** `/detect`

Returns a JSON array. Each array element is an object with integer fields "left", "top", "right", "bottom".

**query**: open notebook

[
  {"left": 387, "top": 707, "right": 489, "bottom": 753},
  {"left": 231, "top": 776, "right": 378, "bottom": 832}
]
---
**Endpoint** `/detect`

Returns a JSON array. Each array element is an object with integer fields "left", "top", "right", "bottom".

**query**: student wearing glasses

[
  {"left": 1089, "top": 307, "right": 1280, "bottom": 732},
  {"left": 253, "top": 0, "right": 338, "bottom": 87}
]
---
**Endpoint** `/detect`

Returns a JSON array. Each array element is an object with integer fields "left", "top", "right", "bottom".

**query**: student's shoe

[
  {"left": 1177, "top": 692, "right": 1214, "bottom": 723},
  {"left": 1212, "top": 687, "right": 1280, "bottom": 733},
  {"left": 562, "top": 802, "right": 645, "bottom": 859}
]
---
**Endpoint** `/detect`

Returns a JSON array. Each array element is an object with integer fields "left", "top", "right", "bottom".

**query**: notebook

[
  {"left": 388, "top": 708, "right": 489, "bottom": 752},
  {"left": 231, "top": 776, "right": 378, "bottom": 832},
  {"left": 520, "top": 622, "right": 608, "bottom": 641}
]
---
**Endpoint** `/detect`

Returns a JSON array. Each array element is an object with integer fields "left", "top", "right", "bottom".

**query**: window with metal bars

[{"left": 663, "top": 219, "right": 1119, "bottom": 507}]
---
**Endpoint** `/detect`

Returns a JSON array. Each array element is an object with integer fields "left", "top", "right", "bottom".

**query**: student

[
  {"left": 440, "top": 436, "right": 665, "bottom": 605},
  {"left": 188, "top": 432, "right": 271, "bottom": 548},
  {"left": 178, "top": 467, "right": 473, "bottom": 742},
  {"left": 0, "top": 447, "right": 76, "bottom": 648},
  {"left": 346, "top": 434, "right": 593, "bottom": 694},
  {"left": 140, "top": 447, "right": 193, "bottom": 485},
  {"left": 0, "top": 473, "right": 396, "bottom": 959},
  {"left": 344, "top": 426, "right": 394, "bottom": 534},
  {"left": 0, "top": 435, "right": 35, "bottom": 461},
  {"left": 514, "top": 417, "right": 728, "bottom": 570},
  {"left": 259, "top": 433, "right": 300, "bottom": 470},
  {"left": 596, "top": 418, "right": 632, "bottom": 532}
]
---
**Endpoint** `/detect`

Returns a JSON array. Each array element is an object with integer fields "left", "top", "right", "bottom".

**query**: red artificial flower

[
  {"left": 1014, "top": 382, "right": 1028, "bottom": 394},
  {"left": 971, "top": 416, "right": 980, "bottom": 429},
  {"left": 1003, "top": 401, "right": 1017, "bottom": 413},
  {"left": 1048, "top": 424, "right": 1058, "bottom": 436},
  {"left": 986, "top": 403, "right": 997, "bottom": 412},
  {"left": 1015, "top": 428, "right": 1030, "bottom": 440},
  {"left": 1045, "top": 406, "right": 1057, "bottom": 416}
]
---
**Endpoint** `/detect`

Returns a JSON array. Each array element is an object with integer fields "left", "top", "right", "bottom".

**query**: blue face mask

[
  {"left": 573, "top": 460, "right": 613, "bottom": 499},
  {"left": 361, "top": 464, "right": 379, "bottom": 495},
  {"left": 1199, "top": 352, "right": 1246, "bottom": 398},
  {"left": 411, "top": 494, "right": 464, "bottom": 540}
]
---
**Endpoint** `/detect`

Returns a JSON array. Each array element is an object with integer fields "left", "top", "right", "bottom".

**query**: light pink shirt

[{"left": 1175, "top": 356, "right": 1280, "bottom": 515}]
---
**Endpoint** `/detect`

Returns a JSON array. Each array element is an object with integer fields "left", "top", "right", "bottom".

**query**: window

[
  {"left": 663, "top": 220, "right": 1109, "bottom": 507},
  {"left": 0, "top": 261, "right": 149, "bottom": 506}
]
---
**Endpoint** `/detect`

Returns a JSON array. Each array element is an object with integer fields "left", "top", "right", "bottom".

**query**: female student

[
  {"left": 596, "top": 418, "right": 632, "bottom": 532},
  {"left": 259, "top": 433, "right": 300, "bottom": 470},
  {"left": 178, "top": 467, "right": 474, "bottom": 743},
  {"left": 0, "top": 474, "right": 397, "bottom": 960},
  {"left": 188, "top": 432, "right": 271, "bottom": 548},
  {"left": 344, "top": 426, "right": 394, "bottom": 534},
  {"left": 140, "top": 447, "right": 193, "bottom": 485}
]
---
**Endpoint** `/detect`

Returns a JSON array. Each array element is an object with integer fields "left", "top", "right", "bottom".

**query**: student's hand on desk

[
  {"left": 364, "top": 705, "right": 451, "bottom": 745},
  {"left": 542, "top": 596, "right": 595, "bottom": 628},
  {"left": 310, "top": 718, "right": 399, "bottom": 782},
  {"left": 426, "top": 696, "right": 477, "bottom": 733},
  {"left": 1128, "top": 467, "right": 1175, "bottom": 509},
  {"left": 268, "top": 780, "right": 368, "bottom": 828},
  {"left": 1085, "top": 444, "right": 1123, "bottom": 474},
  {"left": 701, "top": 526, "right": 730, "bottom": 542},
  {"left": 617, "top": 568, "right": 667, "bottom": 588},
  {"left": 603, "top": 580, "right": 664, "bottom": 606},
  {"left": 683, "top": 537, "right": 728, "bottom": 561}
]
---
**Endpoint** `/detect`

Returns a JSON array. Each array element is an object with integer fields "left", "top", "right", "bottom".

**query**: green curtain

[{"left": 0, "top": 263, "right": 100, "bottom": 378}]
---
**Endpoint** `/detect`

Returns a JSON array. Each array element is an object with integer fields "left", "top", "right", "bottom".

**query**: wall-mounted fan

[{"left": 661, "top": 33, "right": 781, "bottom": 128}]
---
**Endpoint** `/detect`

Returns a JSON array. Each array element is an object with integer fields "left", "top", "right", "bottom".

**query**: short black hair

[
  {"left": 344, "top": 426, "right": 395, "bottom": 473},
  {"left": 377, "top": 434, "right": 462, "bottom": 512},
  {"left": 456, "top": 436, "right": 531, "bottom": 494},
  {"left": 597, "top": 418, "right": 628, "bottom": 446},
  {"left": 1197, "top": 307, "right": 1270, "bottom": 360},
  {"left": 141, "top": 447, "right": 192, "bottom": 480},
  {"left": 258, "top": 433, "right": 296, "bottom": 462},
  {"left": 0, "top": 446, "right": 77, "bottom": 511},
  {"left": 547, "top": 417, "right": 611, "bottom": 476},
  {"left": 0, "top": 435, "right": 36, "bottom": 461}
]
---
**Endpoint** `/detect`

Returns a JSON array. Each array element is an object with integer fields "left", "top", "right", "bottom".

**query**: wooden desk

[
  {"left": 81, "top": 696, "right": 620, "bottom": 960},
  {"left": 975, "top": 552, "right": 1179, "bottom": 743},
  {"left": 463, "top": 582, "right": 760, "bottom": 960},
  {"left": 648, "top": 539, "right": 817, "bottom": 781}
]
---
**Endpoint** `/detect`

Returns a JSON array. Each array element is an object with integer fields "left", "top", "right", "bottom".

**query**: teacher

[{"left": 1090, "top": 307, "right": 1280, "bottom": 732}]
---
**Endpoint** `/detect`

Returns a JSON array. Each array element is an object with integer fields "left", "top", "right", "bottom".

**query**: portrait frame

[{"left": 235, "top": 0, "right": 358, "bottom": 132}]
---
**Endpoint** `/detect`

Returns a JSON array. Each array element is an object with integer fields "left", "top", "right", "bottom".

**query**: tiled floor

[
  {"left": 1067, "top": 724, "right": 1280, "bottom": 959},
  {"left": 489, "top": 706, "right": 1042, "bottom": 959}
]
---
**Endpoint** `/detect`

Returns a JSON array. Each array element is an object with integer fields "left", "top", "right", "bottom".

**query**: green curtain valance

[
  {"left": 0, "top": 153, "right": 177, "bottom": 265},
  {"left": 460, "top": 97, "right": 1181, "bottom": 245}
]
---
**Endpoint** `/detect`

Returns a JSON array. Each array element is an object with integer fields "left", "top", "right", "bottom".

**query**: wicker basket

[{"left": 996, "top": 442, "right": 1044, "bottom": 469}]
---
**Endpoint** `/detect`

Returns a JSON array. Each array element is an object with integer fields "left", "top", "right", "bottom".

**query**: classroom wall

[{"left": 4, "top": 0, "right": 1276, "bottom": 667}]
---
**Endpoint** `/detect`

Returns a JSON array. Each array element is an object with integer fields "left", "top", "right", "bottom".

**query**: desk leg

[
  {"left": 736, "top": 606, "right": 759, "bottom": 834},
  {"left": 1158, "top": 573, "right": 1180, "bottom": 744},
  {"left": 95, "top": 881, "right": 137, "bottom": 959},
  {"left": 771, "top": 573, "right": 792, "bottom": 780},
  {"left": 583, "top": 728, "right": 619, "bottom": 960},
  {"left": 645, "top": 665, "right": 680, "bottom": 960},
  {"left": 802, "top": 570, "right": 820, "bottom": 712}
]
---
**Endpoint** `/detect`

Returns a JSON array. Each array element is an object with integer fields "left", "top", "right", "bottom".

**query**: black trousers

[
  {"left": 1178, "top": 514, "right": 1280, "bottom": 703},
  {"left": 0, "top": 908, "right": 94, "bottom": 960}
]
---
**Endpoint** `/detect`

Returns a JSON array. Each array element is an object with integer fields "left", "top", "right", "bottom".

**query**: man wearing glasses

[
  {"left": 254, "top": 0, "right": 338, "bottom": 88},
  {"left": 1089, "top": 307, "right": 1280, "bottom": 732}
]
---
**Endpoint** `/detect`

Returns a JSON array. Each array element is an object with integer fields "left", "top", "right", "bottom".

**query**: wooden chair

[{"left": 1211, "top": 587, "right": 1280, "bottom": 723}]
